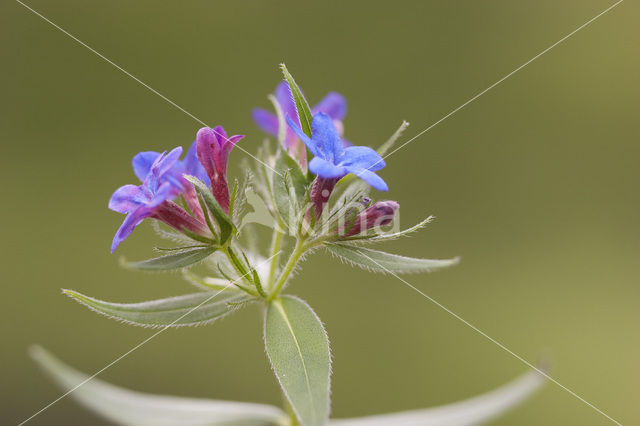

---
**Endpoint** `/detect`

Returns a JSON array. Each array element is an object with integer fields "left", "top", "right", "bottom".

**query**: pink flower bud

[
  {"left": 341, "top": 200, "right": 399, "bottom": 237},
  {"left": 195, "top": 126, "right": 244, "bottom": 212}
]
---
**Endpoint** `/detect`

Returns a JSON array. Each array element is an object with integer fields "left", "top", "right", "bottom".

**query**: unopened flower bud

[
  {"left": 341, "top": 200, "right": 399, "bottom": 237},
  {"left": 310, "top": 177, "right": 339, "bottom": 218}
]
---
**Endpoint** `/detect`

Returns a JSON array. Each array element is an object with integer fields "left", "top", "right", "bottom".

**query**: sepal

[{"left": 185, "top": 175, "right": 236, "bottom": 245}]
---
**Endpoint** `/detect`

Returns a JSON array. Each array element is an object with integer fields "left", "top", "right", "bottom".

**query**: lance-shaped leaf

[
  {"left": 343, "top": 216, "right": 435, "bottom": 243},
  {"left": 330, "top": 369, "right": 546, "bottom": 425},
  {"left": 326, "top": 243, "right": 459, "bottom": 274},
  {"left": 30, "top": 346, "right": 286, "bottom": 426},
  {"left": 63, "top": 289, "right": 251, "bottom": 327},
  {"left": 185, "top": 175, "right": 236, "bottom": 244},
  {"left": 264, "top": 296, "right": 331, "bottom": 426},
  {"left": 122, "top": 246, "right": 218, "bottom": 271},
  {"left": 280, "top": 63, "right": 313, "bottom": 138},
  {"left": 377, "top": 120, "right": 410, "bottom": 156}
]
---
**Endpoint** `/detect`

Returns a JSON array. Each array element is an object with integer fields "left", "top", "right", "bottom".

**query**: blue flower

[
  {"left": 253, "top": 82, "right": 348, "bottom": 167},
  {"left": 286, "top": 112, "right": 388, "bottom": 191},
  {"left": 131, "top": 140, "right": 210, "bottom": 189},
  {"left": 109, "top": 147, "right": 184, "bottom": 253}
]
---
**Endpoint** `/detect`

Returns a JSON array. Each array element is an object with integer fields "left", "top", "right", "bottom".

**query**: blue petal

[
  {"left": 345, "top": 166, "right": 388, "bottom": 191},
  {"left": 311, "top": 112, "right": 343, "bottom": 162},
  {"left": 110, "top": 207, "right": 150, "bottom": 253},
  {"left": 313, "top": 92, "right": 347, "bottom": 120},
  {"left": 109, "top": 184, "right": 148, "bottom": 213},
  {"left": 252, "top": 108, "right": 278, "bottom": 136},
  {"left": 132, "top": 151, "right": 161, "bottom": 182},
  {"left": 308, "top": 157, "right": 347, "bottom": 179},
  {"left": 145, "top": 147, "right": 183, "bottom": 190},
  {"left": 286, "top": 115, "right": 318, "bottom": 157},
  {"left": 148, "top": 182, "right": 178, "bottom": 209},
  {"left": 340, "top": 146, "right": 386, "bottom": 172}
]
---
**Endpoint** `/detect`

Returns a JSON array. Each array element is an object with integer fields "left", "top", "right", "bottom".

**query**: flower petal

[
  {"left": 286, "top": 115, "right": 317, "bottom": 157},
  {"left": 313, "top": 92, "right": 347, "bottom": 120},
  {"left": 144, "top": 147, "right": 183, "bottom": 192},
  {"left": 132, "top": 151, "right": 161, "bottom": 182},
  {"left": 148, "top": 182, "right": 178, "bottom": 209},
  {"left": 225, "top": 134, "right": 245, "bottom": 154},
  {"left": 308, "top": 157, "right": 347, "bottom": 179},
  {"left": 110, "top": 207, "right": 151, "bottom": 253},
  {"left": 311, "top": 113, "right": 343, "bottom": 162},
  {"left": 108, "top": 184, "right": 148, "bottom": 213},
  {"left": 341, "top": 146, "right": 386, "bottom": 172},
  {"left": 212, "top": 126, "right": 228, "bottom": 142},
  {"left": 252, "top": 108, "right": 279, "bottom": 136},
  {"left": 275, "top": 81, "right": 299, "bottom": 125},
  {"left": 196, "top": 127, "right": 221, "bottom": 183},
  {"left": 345, "top": 166, "right": 388, "bottom": 191}
]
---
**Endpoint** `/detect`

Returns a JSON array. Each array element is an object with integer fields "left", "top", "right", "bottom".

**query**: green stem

[
  {"left": 222, "top": 247, "right": 261, "bottom": 296},
  {"left": 268, "top": 229, "right": 284, "bottom": 290},
  {"left": 268, "top": 239, "right": 306, "bottom": 301}
]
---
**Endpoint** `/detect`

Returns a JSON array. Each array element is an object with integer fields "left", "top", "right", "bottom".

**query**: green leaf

[
  {"left": 280, "top": 63, "right": 313, "bottom": 138},
  {"left": 377, "top": 120, "right": 410, "bottom": 156},
  {"left": 264, "top": 296, "right": 331, "bottom": 426},
  {"left": 330, "top": 369, "right": 545, "bottom": 425},
  {"left": 30, "top": 346, "right": 286, "bottom": 426},
  {"left": 63, "top": 289, "right": 250, "bottom": 327},
  {"left": 122, "top": 246, "right": 218, "bottom": 271},
  {"left": 185, "top": 175, "right": 236, "bottom": 244},
  {"left": 343, "top": 216, "right": 435, "bottom": 242},
  {"left": 325, "top": 243, "right": 459, "bottom": 274}
]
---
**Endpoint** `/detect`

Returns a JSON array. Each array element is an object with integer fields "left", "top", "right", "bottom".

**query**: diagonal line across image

[
  {"left": 350, "top": 247, "right": 623, "bottom": 425},
  {"left": 14, "top": 0, "right": 283, "bottom": 178},
  {"left": 14, "top": 0, "right": 626, "bottom": 424}
]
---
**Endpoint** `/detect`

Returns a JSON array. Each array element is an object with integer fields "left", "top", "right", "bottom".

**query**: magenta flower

[
  {"left": 252, "top": 81, "right": 347, "bottom": 165},
  {"left": 195, "top": 126, "right": 244, "bottom": 213}
]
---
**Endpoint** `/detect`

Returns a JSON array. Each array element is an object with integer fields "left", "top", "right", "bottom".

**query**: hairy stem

[
  {"left": 268, "top": 229, "right": 284, "bottom": 290},
  {"left": 268, "top": 239, "right": 306, "bottom": 301}
]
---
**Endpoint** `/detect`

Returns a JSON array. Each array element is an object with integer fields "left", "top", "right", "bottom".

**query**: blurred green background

[{"left": 2, "top": 0, "right": 638, "bottom": 424}]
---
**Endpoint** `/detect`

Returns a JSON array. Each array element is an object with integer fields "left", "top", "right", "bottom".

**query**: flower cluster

[
  {"left": 109, "top": 78, "right": 397, "bottom": 253},
  {"left": 54, "top": 66, "right": 482, "bottom": 426},
  {"left": 109, "top": 128, "right": 245, "bottom": 253}
]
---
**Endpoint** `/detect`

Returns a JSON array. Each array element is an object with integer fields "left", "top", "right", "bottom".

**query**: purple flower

[
  {"left": 130, "top": 141, "right": 210, "bottom": 223},
  {"left": 252, "top": 82, "right": 347, "bottom": 165},
  {"left": 109, "top": 147, "right": 184, "bottom": 253},
  {"left": 109, "top": 144, "right": 210, "bottom": 253},
  {"left": 195, "top": 126, "right": 244, "bottom": 213},
  {"left": 287, "top": 112, "right": 388, "bottom": 191}
]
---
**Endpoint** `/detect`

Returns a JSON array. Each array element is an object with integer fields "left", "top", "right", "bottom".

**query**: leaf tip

[
  {"left": 61, "top": 288, "right": 77, "bottom": 297},
  {"left": 28, "top": 344, "right": 46, "bottom": 362}
]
